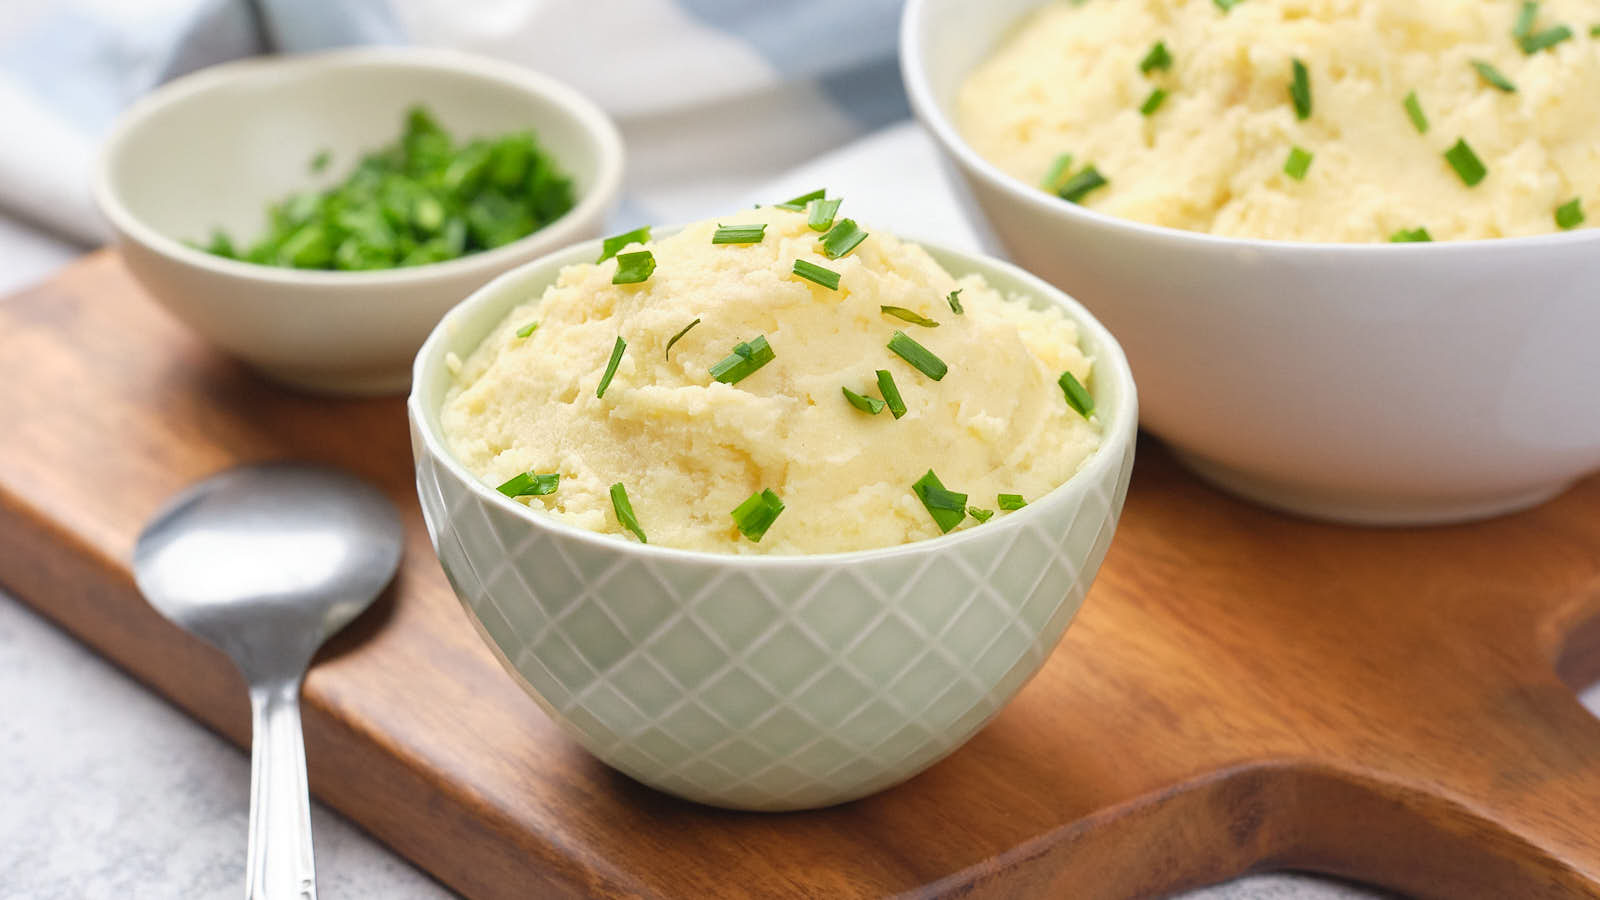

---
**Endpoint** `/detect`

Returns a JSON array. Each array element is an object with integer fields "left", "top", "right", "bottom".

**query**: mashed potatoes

[
  {"left": 440, "top": 205, "right": 1100, "bottom": 554},
  {"left": 958, "top": 0, "right": 1600, "bottom": 241}
]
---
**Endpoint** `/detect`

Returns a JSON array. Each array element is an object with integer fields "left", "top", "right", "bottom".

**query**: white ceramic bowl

[
  {"left": 902, "top": 0, "right": 1600, "bottom": 525},
  {"left": 408, "top": 231, "right": 1138, "bottom": 810},
  {"left": 95, "top": 48, "right": 623, "bottom": 396}
]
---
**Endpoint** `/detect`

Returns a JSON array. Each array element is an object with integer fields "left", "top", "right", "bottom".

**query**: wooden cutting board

[{"left": 5, "top": 252, "right": 1600, "bottom": 899}]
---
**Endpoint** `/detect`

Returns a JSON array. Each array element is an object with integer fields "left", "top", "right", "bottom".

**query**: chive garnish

[
  {"left": 807, "top": 197, "right": 842, "bottom": 232},
  {"left": 1556, "top": 198, "right": 1585, "bottom": 230},
  {"left": 596, "top": 336, "right": 626, "bottom": 398},
  {"left": 309, "top": 149, "right": 331, "bottom": 173},
  {"left": 712, "top": 223, "right": 766, "bottom": 244},
  {"left": 1140, "top": 88, "right": 1168, "bottom": 116},
  {"left": 1289, "top": 59, "right": 1312, "bottom": 119},
  {"left": 912, "top": 470, "right": 967, "bottom": 533},
  {"left": 946, "top": 289, "right": 964, "bottom": 315},
  {"left": 881, "top": 306, "right": 939, "bottom": 327},
  {"left": 1042, "top": 153, "right": 1075, "bottom": 191},
  {"left": 598, "top": 226, "right": 650, "bottom": 262},
  {"left": 1283, "top": 146, "right": 1314, "bottom": 180},
  {"left": 1403, "top": 91, "right": 1429, "bottom": 133},
  {"left": 967, "top": 507, "right": 994, "bottom": 523},
  {"left": 1514, "top": 1, "right": 1539, "bottom": 38},
  {"left": 1057, "top": 166, "right": 1108, "bottom": 204},
  {"left": 1472, "top": 60, "right": 1516, "bottom": 92},
  {"left": 515, "top": 321, "right": 539, "bottom": 338},
  {"left": 876, "top": 369, "right": 907, "bottom": 419},
  {"left": 609, "top": 483, "right": 646, "bottom": 543},
  {"left": 1521, "top": 25, "right": 1573, "bottom": 52},
  {"left": 1213, "top": 0, "right": 1243, "bottom": 12},
  {"left": 820, "top": 219, "right": 868, "bottom": 259},
  {"left": 1140, "top": 42, "right": 1173, "bottom": 73},
  {"left": 612, "top": 250, "right": 656, "bottom": 284},
  {"left": 1390, "top": 227, "right": 1434, "bottom": 243},
  {"left": 887, "top": 330, "right": 948, "bottom": 381},
  {"left": 496, "top": 471, "right": 559, "bottom": 497},
  {"left": 775, "top": 188, "right": 825, "bottom": 211},
  {"left": 842, "top": 386, "right": 885, "bottom": 415},
  {"left": 1444, "top": 139, "right": 1488, "bottom": 186},
  {"left": 1591, "top": 25, "right": 1600, "bottom": 37},
  {"left": 709, "top": 335, "right": 775, "bottom": 384},
  {"left": 793, "top": 259, "right": 841, "bottom": 290},
  {"left": 1058, "top": 371, "right": 1094, "bottom": 418},
  {"left": 998, "top": 493, "right": 1028, "bottom": 511},
  {"left": 664, "top": 318, "right": 700, "bottom": 358},
  {"left": 731, "top": 489, "right": 785, "bottom": 542}
]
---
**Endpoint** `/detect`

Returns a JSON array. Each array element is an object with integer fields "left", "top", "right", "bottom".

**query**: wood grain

[{"left": 4, "top": 251, "right": 1599, "bottom": 899}]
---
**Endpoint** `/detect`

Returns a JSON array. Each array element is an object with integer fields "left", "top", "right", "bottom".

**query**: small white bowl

[
  {"left": 95, "top": 48, "right": 623, "bottom": 396},
  {"left": 408, "top": 230, "right": 1138, "bottom": 810},
  {"left": 902, "top": 0, "right": 1600, "bottom": 525}
]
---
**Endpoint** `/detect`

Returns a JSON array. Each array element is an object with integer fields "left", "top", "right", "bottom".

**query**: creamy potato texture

[
  {"left": 441, "top": 207, "right": 1100, "bottom": 554},
  {"left": 958, "top": 0, "right": 1600, "bottom": 241}
]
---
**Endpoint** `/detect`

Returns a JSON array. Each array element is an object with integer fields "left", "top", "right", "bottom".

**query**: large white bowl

[
  {"left": 95, "top": 48, "right": 623, "bottom": 396},
  {"left": 408, "top": 231, "right": 1138, "bottom": 810},
  {"left": 902, "top": 0, "right": 1600, "bottom": 525}
]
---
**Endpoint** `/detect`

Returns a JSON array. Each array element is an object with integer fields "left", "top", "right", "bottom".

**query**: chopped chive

[
  {"left": 1520, "top": 25, "right": 1573, "bottom": 52},
  {"left": 1139, "top": 41, "right": 1173, "bottom": 73},
  {"left": 775, "top": 188, "right": 825, "bottom": 211},
  {"left": 842, "top": 386, "right": 885, "bottom": 415},
  {"left": 731, "top": 489, "right": 785, "bottom": 542},
  {"left": 515, "top": 321, "right": 539, "bottom": 338},
  {"left": 496, "top": 471, "right": 559, "bottom": 497},
  {"left": 596, "top": 336, "right": 626, "bottom": 398},
  {"left": 1403, "top": 91, "right": 1429, "bottom": 133},
  {"left": 1042, "top": 153, "right": 1075, "bottom": 191},
  {"left": 609, "top": 483, "right": 646, "bottom": 543},
  {"left": 1444, "top": 138, "right": 1488, "bottom": 186},
  {"left": 1472, "top": 60, "right": 1516, "bottom": 92},
  {"left": 598, "top": 226, "right": 650, "bottom": 262},
  {"left": 912, "top": 470, "right": 967, "bottom": 533},
  {"left": 1591, "top": 25, "right": 1600, "bottom": 37},
  {"left": 967, "top": 506, "right": 994, "bottom": 523},
  {"left": 664, "top": 318, "right": 700, "bottom": 358},
  {"left": 1213, "top": 0, "right": 1243, "bottom": 11},
  {"left": 881, "top": 305, "right": 939, "bottom": 328},
  {"left": 946, "top": 289, "right": 964, "bottom": 315},
  {"left": 1057, "top": 166, "right": 1108, "bottom": 204},
  {"left": 1139, "top": 88, "right": 1169, "bottom": 116},
  {"left": 876, "top": 369, "right": 907, "bottom": 419},
  {"left": 712, "top": 223, "right": 766, "bottom": 244},
  {"left": 1058, "top": 371, "right": 1094, "bottom": 418},
  {"left": 887, "top": 330, "right": 948, "bottom": 381},
  {"left": 998, "top": 493, "right": 1027, "bottom": 511},
  {"left": 1556, "top": 197, "right": 1585, "bottom": 230},
  {"left": 709, "top": 335, "right": 775, "bottom": 384},
  {"left": 820, "top": 219, "right": 868, "bottom": 259},
  {"left": 792, "top": 258, "right": 841, "bottom": 290},
  {"left": 1514, "top": 1, "right": 1539, "bottom": 38},
  {"left": 807, "top": 197, "right": 842, "bottom": 232},
  {"left": 309, "top": 149, "right": 331, "bottom": 173},
  {"left": 1283, "top": 145, "right": 1314, "bottom": 180},
  {"left": 1389, "top": 227, "right": 1434, "bottom": 243},
  {"left": 612, "top": 250, "right": 656, "bottom": 284},
  {"left": 1289, "top": 59, "right": 1312, "bottom": 120}
]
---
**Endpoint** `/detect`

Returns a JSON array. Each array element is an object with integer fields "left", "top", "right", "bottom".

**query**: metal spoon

[{"left": 133, "top": 462, "right": 403, "bottom": 900}]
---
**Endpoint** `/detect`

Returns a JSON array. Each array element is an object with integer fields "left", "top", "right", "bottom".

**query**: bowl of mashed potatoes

[
  {"left": 903, "top": 0, "right": 1600, "bottom": 523},
  {"left": 408, "top": 202, "right": 1137, "bottom": 809}
]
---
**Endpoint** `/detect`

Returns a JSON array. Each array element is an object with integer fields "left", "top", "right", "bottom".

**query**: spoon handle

[{"left": 246, "top": 680, "right": 317, "bottom": 900}]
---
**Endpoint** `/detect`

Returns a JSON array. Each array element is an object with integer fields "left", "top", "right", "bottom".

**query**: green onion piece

[
  {"left": 887, "top": 330, "right": 948, "bottom": 381},
  {"left": 598, "top": 226, "right": 650, "bottom": 262},
  {"left": 1520, "top": 25, "right": 1573, "bottom": 52},
  {"left": 731, "top": 489, "right": 785, "bottom": 542},
  {"left": 775, "top": 188, "right": 825, "bottom": 211},
  {"left": 496, "top": 471, "right": 559, "bottom": 497},
  {"left": 946, "top": 289, "right": 964, "bottom": 315},
  {"left": 1514, "top": 1, "right": 1539, "bottom": 38},
  {"left": 1140, "top": 41, "right": 1173, "bottom": 73},
  {"left": 1473, "top": 60, "right": 1517, "bottom": 92},
  {"left": 998, "top": 493, "right": 1028, "bottom": 511},
  {"left": 1140, "top": 88, "right": 1169, "bottom": 116},
  {"left": 609, "top": 483, "right": 646, "bottom": 543},
  {"left": 709, "top": 335, "right": 775, "bottom": 384},
  {"left": 912, "top": 470, "right": 967, "bottom": 533},
  {"left": 876, "top": 369, "right": 907, "bottom": 419},
  {"left": 792, "top": 259, "right": 841, "bottom": 290},
  {"left": 842, "top": 386, "right": 885, "bottom": 415},
  {"left": 1403, "top": 91, "right": 1429, "bottom": 134},
  {"left": 1444, "top": 138, "right": 1488, "bottom": 186},
  {"left": 1591, "top": 25, "right": 1600, "bottom": 37},
  {"left": 881, "top": 305, "right": 939, "bottom": 328},
  {"left": 712, "top": 223, "right": 767, "bottom": 244},
  {"left": 1389, "top": 227, "right": 1434, "bottom": 243},
  {"left": 1057, "top": 166, "right": 1108, "bottom": 204},
  {"left": 515, "top": 321, "right": 539, "bottom": 338},
  {"left": 820, "top": 219, "right": 868, "bottom": 259},
  {"left": 807, "top": 197, "right": 842, "bottom": 232},
  {"left": 596, "top": 336, "right": 626, "bottom": 398},
  {"left": 1555, "top": 197, "right": 1585, "bottom": 230},
  {"left": 1289, "top": 59, "right": 1312, "bottom": 119},
  {"left": 664, "top": 318, "right": 700, "bottom": 358},
  {"left": 1283, "top": 146, "right": 1314, "bottom": 180},
  {"left": 1213, "top": 0, "right": 1243, "bottom": 12},
  {"left": 1041, "top": 153, "right": 1075, "bottom": 192},
  {"left": 1058, "top": 371, "right": 1094, "bottom": 418},
  {"left": 612, "top": 250, "right": 656, "bottom": 284},
  {"left": 967, "top": 506, "right": 995, "bottom": 523},
  {"left": 309, "top": 149, "right": 332, "bottom": 173}
]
